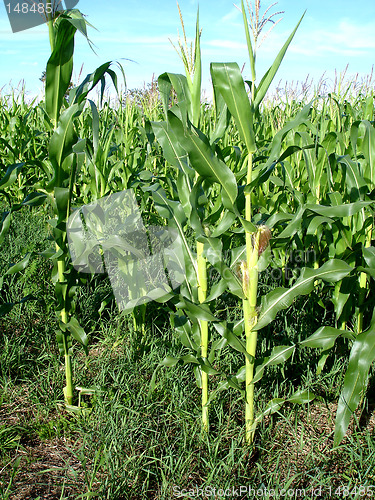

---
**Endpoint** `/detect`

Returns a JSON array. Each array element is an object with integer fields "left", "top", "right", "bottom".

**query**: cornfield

[{"left": 1, "top": 2, "right": 375, "bottom": 498}]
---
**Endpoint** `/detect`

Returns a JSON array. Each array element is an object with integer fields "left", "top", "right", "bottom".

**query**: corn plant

[
  {"left": 149, "top": 5, "right": 219, "bottom": 433},
  {"left": 148, "top": 0, "right": 365, "bottom": 446},
  {"left": 2, "top": 0, "right": 375, "bottom": 450},
  {"left": 0, "top": 7, "right": 121, "bottom": 406},
  {"left": 45, "top": 11, "right": 125, "bottom": 405},
  {"left": 254, "top": 89, "right": 375, "bottom": 445}
]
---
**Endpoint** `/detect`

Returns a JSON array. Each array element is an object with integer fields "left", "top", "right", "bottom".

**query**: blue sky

[{"left": 1, "top": 0, "right": 375, "bottom": 101}]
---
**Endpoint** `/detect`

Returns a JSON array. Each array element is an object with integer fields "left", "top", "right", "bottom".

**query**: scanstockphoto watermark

[
  {"left": 67, "top": 190, "right": 186, "bottom": 314},
  {"left": 4, "top": 0, "right": 79, "bottom": 33},
  {"left": 172, "top": 484, "right": 375, "bottom": 498},
  {"left": 205, "top": 247, "right": 317, "bottom": 284},
  {"left": 172, "top": 484, "right": 310, "bottom": 498},
  {"left": 66, "top": 190, "right": 318, "bottom": 315}
]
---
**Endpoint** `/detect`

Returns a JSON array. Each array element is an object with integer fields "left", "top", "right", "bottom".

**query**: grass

[
  {"left": 1, "top": 208, "right": 375, "bottom": 499},
  {"left": 1, "top": 40, "right": 375, "bottom": 491}
]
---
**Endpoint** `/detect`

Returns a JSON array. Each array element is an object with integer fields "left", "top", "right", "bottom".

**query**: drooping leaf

[
  {"left": 210, "top": 62, "right": 256, "bottom": 152},
  {"left": 65, "top": 316, "right": 89, "bottom": 355},
  {"left": 300, "top": 326, "right": 354, "bottom": 350},
  {"left": 158, "top": 73, "right": 191, "bottom": 124},
  {"left": 255, "top": 260, "right": 353, "bottom": 330},
  {"left": 0, "top": 162, "right": 24, "bottom": 189},
  {"left": 334, "top": 312, "right": 375, "bottom": 446},
  {"left": 252, "top": 345, "right": 295, "bottom": 384},
  {"left": 168, "top": 112, "right": 238, "bottom": 209}
]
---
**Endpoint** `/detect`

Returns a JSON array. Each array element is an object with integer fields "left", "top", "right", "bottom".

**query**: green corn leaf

[
  {"left": 0, "top": 303, "right": 13, "bottom": 317},
  {"left": 334, "top": 312, "right": 375, "bottom": 446},
  {"left": 199, "top": 359, "right": 221, "bottom": 376},
  {"left": 48, "top": 104, "right": 80, "bottom": 188},
  {"left": 87, "top": 99, "right": 99, "bottom": 162},
  {"left": 0, "top": 212, "right": 11, "bottom": 246},
  {"left": 351, "top": 120, "right": 375, "bottom": 187},
  {"left": 143, "top": 183, "right": 198, "bottom": 285},
  {"left": 4, "top": 253, "right": 33, "bottom": 278},
  {"left": 202, "top": 236, "right": 245, "bottom": 299},
  {"left": 209, "top": 92, "right": 230, "bottom": 144},
  {"left": 213, "top": 322, "right": 251, "bottom": 361},
  {"left": 255, "top": 260, "right": 353, "bottom": 331},
  {"left": 277, "top": 204, "right": 305, "bottom": 238},
  {"left": 54, "top": 187, "right": 70, "bottom": 221},
  {"left": 205, "top": 279, "right": 228, "bottom": 302},
  {"left": 161, "top": 356, "right": 180, "bottom": 367},
  {"left": 66, "top": 317, "right": 89, "bottom": 354},
  {"left": 176, "top": 170, "right": 194, "bottom": 220},
  {"left": 0, "top": 138, "right": 17, "bottom": 161},
  {"left": 252, "top": 345, "right": 296, "bottom": 384},
  {"left": 168, "top": 112, "right": 238, "bottom": 209},
  {"left": 363, "top": 246, "right": 375, "bottom": 268},
  {"left": 252, "top": 389, "right": 315, "bottom": 433},
  {"left": 306, "top": 201, "right": 374, "bottom": 218},
  {"left": 69, "top": 62, "right": 120, "bottom": 106},
  {"left": 254, "top": 12, "right": 305, "bottom": 112},
  {"left": 250, "top": 145, "right": 310, "bottom": 189},
  {"left": 331, "top": 277, "right": 355, "bottom": 320},
  {"left": 182, "top": 354, "right": 199, "bottom": 365},
  {"left": 0, "top": 294, "right": 36, "bottom": 318},
  {"left": 211, "top": 211, "right": 236, "bottom": 237},
  {"left": 264, "top": 103, "right": 313, "bottom": 170},
  {"left": 300, "top": 326, "right": 354, "bottom": 350},
  {"left": 191, "top": 8, "right": 202, "bottom": 127},
  {"left": 21, "top": 192, "right": 48, "bottom": 207},
  {"left": 210, "top": 62, "right": 256, "bottom": 152},
  {"left": 252, "top": 398, "right": 285, "bottom": 432},
  {"left": 0, "top": 162, "right": 24, "bottom": 189},
  {"left": 157, "top": 73, "right": 173, "bottom": 119},
  {"left": 287, "top": 389, "right": 315, "bottom": 404},
  {"left": 360, "top": 120, "right": 375, "bottom": 186},
  {"left": 337, "top": 155, "right": 368, "bottom": 201},
  {"left": 151, "top": 121, "right": 192, "bottom": 178},
  {"left": 207, "top": 374, "right": 244, "bottom": 403},
  {"left": 306, "top": 216, "right": 334, "bottom": 235},
  {"left": 266, "top": 212, "right": 293, "bottom": 229},
  {"left": 62, "top": 9, "right": 92, "bottom": 38},
  {"left": 241, "top": 0, "right": 255, "bottom": 82},
  {"left": 177, "top": 298, "right": 217, "bottom": 322},
  {"left": 158, "top": 73, "right": 191, "bottom": 123},
  {"left": 45, "top": 19, "right": 76, "bottom": 124},
  {"left": 358, "top": 267, "right": 375, "bottom": 278},
  {"left": 55, "top": 329, "right": 72, "bottom": 356},
  {"left": 174, "top": 315, "right": 199, "bottom": 351}
]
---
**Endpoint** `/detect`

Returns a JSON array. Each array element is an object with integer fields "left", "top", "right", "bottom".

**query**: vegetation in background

[{"left": 1, "top": 0, "right": 375, "bottom": 497}]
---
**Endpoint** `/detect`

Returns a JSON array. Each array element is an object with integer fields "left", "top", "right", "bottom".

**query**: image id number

[{"left": 5, "top": 2, "right": 53, "bottom": 14}]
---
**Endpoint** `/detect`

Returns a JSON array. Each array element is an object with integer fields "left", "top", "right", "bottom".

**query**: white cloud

[
  {"left": 21, "top": 61, "right": 39, "bottom": 66},
  {"left": 0, "top": 49, "right": 18, "bottom": 55},
  {"left": 261, "top": 18, "right": 375, "bottom": 59},
  {"left": 95, "top": 33, "right": 175, "bottom": 46},
  {"left": 220, "top": 6, "right": 241, "bottom": 24},
  {"left": 205, "top": 39, "right": 246, "bottom": 50}
]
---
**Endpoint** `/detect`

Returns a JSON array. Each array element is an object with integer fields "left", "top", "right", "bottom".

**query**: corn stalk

[{"left": 43, "top": 9, "right": 119, "bottom": 406}]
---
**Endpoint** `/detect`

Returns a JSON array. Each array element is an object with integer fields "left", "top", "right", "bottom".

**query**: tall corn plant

[
  {"left": 151, "top": 0, "right": 358, "bottom": 447},
  {"left": 170, "top": 4, "right": 210, "bottom": 433},
  {"left": 41, "top": 8, "right": 119, "bottom": 406},
  {"left": 154, "top": 5, "right": 213, "bottom": 432},
  {"left": 209, "top": 0, "right": 307, "bottom": 444}
]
